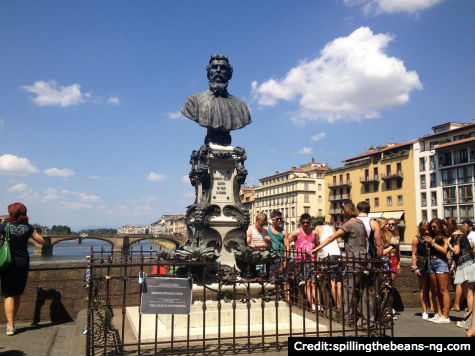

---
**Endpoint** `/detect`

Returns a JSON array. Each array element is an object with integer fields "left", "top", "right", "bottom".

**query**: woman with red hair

[{"left": 0, "top": 203, "right": 44, "bottom": 335}]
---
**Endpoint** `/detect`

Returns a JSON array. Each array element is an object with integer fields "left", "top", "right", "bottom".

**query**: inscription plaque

[
  {"left": 140, "top": 277, "right": 192, "bottom": 315},
  {"left": 211, "top": 168, "right": 232, "bottom": 203}
]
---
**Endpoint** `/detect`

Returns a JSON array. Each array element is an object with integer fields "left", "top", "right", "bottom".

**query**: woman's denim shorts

[{"left": 429, "top": 257, "right": 449, "bottom": 274}]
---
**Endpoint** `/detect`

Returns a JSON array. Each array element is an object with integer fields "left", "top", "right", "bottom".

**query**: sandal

[
  {"left": 450, "top": 306, "right": 460, "bottom": 311},
  {"left": 463, "top": 311, "right": 472, "bottom": 320}
]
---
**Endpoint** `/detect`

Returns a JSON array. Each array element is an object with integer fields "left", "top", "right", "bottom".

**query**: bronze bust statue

[{"left": 181, "top": 54, "right": 252, "bottom": 145}]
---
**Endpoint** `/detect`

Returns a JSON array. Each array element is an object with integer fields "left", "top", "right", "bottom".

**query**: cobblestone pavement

[{"left": 0, "top": 308, "right": 470, "bottom": 356}]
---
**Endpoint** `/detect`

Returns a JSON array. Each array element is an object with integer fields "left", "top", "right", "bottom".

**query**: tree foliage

[{"left": 51, "top": 225, "right": 71, "bottom": 234}]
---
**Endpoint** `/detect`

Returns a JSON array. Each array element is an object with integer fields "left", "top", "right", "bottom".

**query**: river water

[{"left": 28, "top": 238, "right": 159, "bottom": 262}]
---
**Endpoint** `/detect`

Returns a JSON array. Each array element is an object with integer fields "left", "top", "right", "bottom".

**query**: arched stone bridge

[{"left": 29, "top": 233, "right": 186, "bottom": 256}]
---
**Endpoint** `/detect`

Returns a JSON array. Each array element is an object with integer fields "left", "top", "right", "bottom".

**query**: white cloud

[
  {"left": 299, "top": 147, "right": 313, "bottom": 154},
  {"left": 7, "top": 183, "right": 39, "bottom": 200},
  {"left": 7, "top": 183, "right": 31, "bottom": 193},
  {"left": 77, "top": 193, "right": 100, "bottom": 201},
  {"left": 181, "top": 175, "right": 190, "bottom": 183},
  {"left": 311, "top": 132, "right": 326, "bottom": 142},
  {"left": 343, "top": 0, "right": 442, "bottom": 15},
  {"left": 89, "top": 175, "right": 110, "bottom": 180},
  {"left": 107, "top": 96, "right": 120, "bottom": 105},
  {"left": 22, "top": 80, "right": 90, "bottom": 107},
  {"left": 44, "top": 168, "right": 75, "bottom": 177},
  {"left": 147, "top": 172, "right": 166, "bottom": 182},
  {"left": 167, "top": 111, "right": 185, "bottom": 120},
  {"left": 252, "top": 27, "right": 422, "bottom": 123},
  {"left": 0, "top": 154, "right": 39, "bottom": 176},
  {"left": 60, "top": 201, "right": 93, "bottom": 210},
  {"left": 42, "top": 187, "right": 99, "bottom": 203}
]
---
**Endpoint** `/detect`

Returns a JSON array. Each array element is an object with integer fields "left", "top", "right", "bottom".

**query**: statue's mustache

[{"left": 210, "top": 72, "right": 227, "bottom": 82}]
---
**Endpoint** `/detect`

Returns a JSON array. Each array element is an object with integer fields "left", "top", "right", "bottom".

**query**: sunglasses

[
  {"left": 301, "top": 221, "right": 310, "bottom": 225},
  {"left": 272, "top": 217, "right": 283, "bottom": 221},
  {"left": 430, "top": 225, "right": 438, "bottom": 229},
  {"left": 387, "top": 223, "right": 396, "bottom": 227}
]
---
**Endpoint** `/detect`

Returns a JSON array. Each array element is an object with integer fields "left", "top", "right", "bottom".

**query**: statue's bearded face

[{"left": 207, "top": 59, "right": 231, "bottom": 95}]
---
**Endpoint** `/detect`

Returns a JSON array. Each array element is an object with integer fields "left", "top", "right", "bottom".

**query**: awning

[
  {"left": 382, "top": 211, "right": 405, "bottom": 220},
  {"left": 368, "top": 212, "right": 384, "bottom": 218}
]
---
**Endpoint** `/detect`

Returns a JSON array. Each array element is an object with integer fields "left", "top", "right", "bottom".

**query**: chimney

[{"left": 312, "top": 157, "right": 315, "bottom": 163}]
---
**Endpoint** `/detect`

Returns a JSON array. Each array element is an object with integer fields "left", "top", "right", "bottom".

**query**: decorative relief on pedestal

[{"left": 185, "top": 144, "right": 250, "bottom": 266}]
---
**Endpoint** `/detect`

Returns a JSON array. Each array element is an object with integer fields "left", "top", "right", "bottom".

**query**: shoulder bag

[{"left": 0, "top": 222, "right": 12, "bottom": 270}]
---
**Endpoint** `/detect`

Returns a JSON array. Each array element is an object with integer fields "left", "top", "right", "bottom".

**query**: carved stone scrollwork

[
  {"left": 213, "top": 151, "right": 232, "bottom": 159},
  {"left": 233, "top": 147, "right": 247, "bottom": 164},
  {"left": 198, "top": 145, "right": 211, "bottom": 162},
  {"left": 223, "top": 205, "right": 249, "bottom": 230}
]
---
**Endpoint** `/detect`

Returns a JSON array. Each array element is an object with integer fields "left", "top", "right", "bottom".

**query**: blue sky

[{"left": 0, "top": 0, "right": 473, "bottom": 230}]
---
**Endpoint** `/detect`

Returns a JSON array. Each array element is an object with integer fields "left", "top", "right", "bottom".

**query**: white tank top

[
  {"left": 358, "top": 216, "right": 372, "bottom": 237},
  {"left": 249, "top": 226, "right": 267, "bottom": 246},
  {"left": 319, "top": 225, "right": 341, "bottom": 257}
]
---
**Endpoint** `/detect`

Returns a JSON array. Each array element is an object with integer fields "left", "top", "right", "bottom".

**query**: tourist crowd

[{"left": 247, "top": 201, "right": 475, "bottom": 337}]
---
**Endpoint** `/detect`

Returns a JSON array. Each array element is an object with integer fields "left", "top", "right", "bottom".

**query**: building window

[
  {"left": 442, "top": 168, "right": 456, "bottom": 185},
  {"left": 443, "top": 187, "right": 457, "bottom": 204},
  {"left": 318, "top": 209, "right": 322, "bottom": 216},
  {"left": 304, "top": 182, "right": 309, "bottom": 190},
  {"left": 458, "top": 166, "right": 473, "bottom": 184},
  {"left": 430, "top": 173, "right": 437, "bottom": 188},
  {"left": 304, "top": 207, "right": 310, "bottom": 214},
  {"left": 375, "top": 197, "right": 379, "bottom": 207},
  {"left": 397, "top": 195, "right": 403, "bottom": 205},
  {"left": 374, "top": 167, "right": 378, "bottom": 179},
  {"left": 432, "top": 209, "right": 438, "bottom": 219},
  {"left": 318, "top": 195, "right": 322, "bottom": 203},
  {"left": 397, "top": 162, "right": 402, "bottom": 174},
  {"left": 374, "top": 182, "right": 379, "bottom": 192},
  {"left": 456, "top": 148, "right": 468, "bottom": 164},
  {"left": 419, "top": 157, "right": 426, "bottom": 172},
  {"left": 304, "top": 194, "right": 309, "bottom": 203},
  {"left": 396, "top": 178, "right": 402, "bottom": 189},
  {"left": 386, "top": 180, "right": 392, "bottom": 190},
  {"left": 387, "top": 196, "right": 393, "bottom": 206},
  {"left": 431, "top": 191, "right": 437, "bottom": 206},
  {"left": 440, "top": 152, "right": 452, "bottom": 167},
  {"left": 291, "top": 207, "right": 295, "bottom": 217},
  {"left": 420, "top": 175, "right": 426, "bottom": 189},
  {"left": 386, "top": 165, "right": 391, "bottom": 175},
  {"left": 460, "top": 205, "right": 474, "bottom": 221},
  {"left": 444, "top": 206, "right": 458, "bottom": 220},
  {"left": 346, "top": 173, "right": 350, "bottom": 184},
  {"left": 421, "top": 192, "right": 427, "bottom": 207},
  {"left": 458, "top": 185, "right": 473, "bottom": 203},
  {"left": 318, "top": 184, "right": 322, "bottom": 191},
  {"left": 430, "top": 156, "right": 436, "bottom": 170},
  {"left": 422, "top": 210, "right": 428, "bottom": 221},
  {"left": 364, "top": 183, "right": 370, "bottom": 193}
]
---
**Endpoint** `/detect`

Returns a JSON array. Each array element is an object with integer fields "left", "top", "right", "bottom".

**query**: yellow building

[
  {"left": 253, "top": 160, "right": 327, "bottom": 233},
  {"left": 325, "top": 141, "right": 417, "bottom": 242},
  {"left": 239, "top": 185, "right": 257, "bottom": 222}
]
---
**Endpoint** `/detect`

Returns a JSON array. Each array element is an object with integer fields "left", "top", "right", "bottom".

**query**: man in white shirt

[{"left": 356, "top": 201, "right": 383, "bottom": 258}]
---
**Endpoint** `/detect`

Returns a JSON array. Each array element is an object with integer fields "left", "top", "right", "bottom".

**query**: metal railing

[{"left": 85, "top": 247, "right": 393, "bottom": 356}]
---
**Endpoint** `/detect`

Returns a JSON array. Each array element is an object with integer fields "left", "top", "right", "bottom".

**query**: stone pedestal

[{"left": 186, "top": 144, "right": 250, "bottom": 267}]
